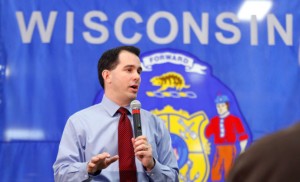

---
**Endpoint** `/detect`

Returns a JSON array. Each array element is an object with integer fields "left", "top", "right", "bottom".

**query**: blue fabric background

[{"left": 1, "top": 0, "right": 299, "bottom": 181}]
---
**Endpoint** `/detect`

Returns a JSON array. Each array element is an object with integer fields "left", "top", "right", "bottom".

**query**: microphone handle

[{"left": 133, "top": 112, "right": 142, "bottom": 137}]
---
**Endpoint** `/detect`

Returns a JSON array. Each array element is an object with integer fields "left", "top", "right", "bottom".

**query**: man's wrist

[
  {"left": 145, "top": 158, "right": 156, "bottom": 171},
  {"left": 87, "top": 161, "right": 101, "bottom": 176},
  {"left": 88, "top": 170, "right": 101, "bottom": 176}
]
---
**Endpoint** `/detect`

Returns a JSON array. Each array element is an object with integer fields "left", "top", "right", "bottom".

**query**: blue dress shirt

[{"left": 53, "top": 95, "right": 179, "bottom": 182}]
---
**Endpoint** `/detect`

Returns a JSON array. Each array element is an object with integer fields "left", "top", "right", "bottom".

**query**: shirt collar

[
  {"left": 219, "top": 111, "right": 230, "bottom": 119},
  {"left": 101, "top": 95, "right": 132, "bottom": 116}
]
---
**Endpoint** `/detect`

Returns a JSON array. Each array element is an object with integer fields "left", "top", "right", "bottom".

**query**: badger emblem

[{"left": 150, "top": 72, "right": 190, "bottom": 91}]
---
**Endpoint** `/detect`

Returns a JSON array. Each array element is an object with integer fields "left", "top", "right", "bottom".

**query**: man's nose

[{"left": 133, "top": 71, "right": 141, "bottom": 81}]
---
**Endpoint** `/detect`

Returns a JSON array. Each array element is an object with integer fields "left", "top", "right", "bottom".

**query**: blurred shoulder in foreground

[{"left": 227, "top": 121, "right": 300, "bottom": 182}]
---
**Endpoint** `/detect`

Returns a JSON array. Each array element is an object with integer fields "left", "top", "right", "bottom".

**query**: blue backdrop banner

[{"left": 1, "top": 0, "right": 300, "bottom": 181}]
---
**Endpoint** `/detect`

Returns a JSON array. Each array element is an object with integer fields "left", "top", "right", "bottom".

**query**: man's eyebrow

[
  {"left": 123, "top": 65, "right": 143, "bottom": 71},
  {"left": 123, "top": 65, "right": 134, "bottom": 69}
]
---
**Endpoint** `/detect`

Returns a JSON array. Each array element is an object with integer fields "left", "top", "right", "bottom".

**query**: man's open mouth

[{"left": 130, "top": 85, "right": 138, "bottom": 89}]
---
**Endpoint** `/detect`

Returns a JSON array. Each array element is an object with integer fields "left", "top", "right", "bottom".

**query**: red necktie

[{"left": 118, "top": 107, "right": 137, "bottom": 182}]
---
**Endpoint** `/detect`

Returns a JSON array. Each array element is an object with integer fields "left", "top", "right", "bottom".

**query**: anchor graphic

[
  {"left": 179, "top": 159, "right": 200, "bottom": 182},
  {"left": 178, "top": 119, "right": 197, "bottom": 140}
]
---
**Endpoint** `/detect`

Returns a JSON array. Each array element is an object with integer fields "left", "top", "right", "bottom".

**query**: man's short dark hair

[{"left": 97, "top": 46, "right": 140, "bottom": 89}]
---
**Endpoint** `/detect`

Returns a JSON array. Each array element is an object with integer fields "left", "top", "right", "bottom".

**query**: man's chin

[{"left": 129, "top": 93, "right": 138, "bottom": 100}]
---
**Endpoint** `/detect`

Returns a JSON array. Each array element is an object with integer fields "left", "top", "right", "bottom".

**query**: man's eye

[{"left": 137, "top": 68, "right": 142, "bottom": 75}]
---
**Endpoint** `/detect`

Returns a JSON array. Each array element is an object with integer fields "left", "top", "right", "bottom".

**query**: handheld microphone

[{"left": 130, "top": 100, "right": 142, "bottom": 138}]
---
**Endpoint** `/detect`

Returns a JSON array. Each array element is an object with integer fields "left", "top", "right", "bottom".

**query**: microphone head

[{"left": 130, "top": 100, "right": 141, "bottom": 109}]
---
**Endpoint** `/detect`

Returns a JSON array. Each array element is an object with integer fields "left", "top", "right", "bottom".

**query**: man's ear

[{"left": 102, "top": 70, "right": 111, "bottom": 84}]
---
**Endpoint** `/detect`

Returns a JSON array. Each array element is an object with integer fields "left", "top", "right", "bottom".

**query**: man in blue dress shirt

[{"left": 53, "top": 46, "right": 179, "bottom": 181}]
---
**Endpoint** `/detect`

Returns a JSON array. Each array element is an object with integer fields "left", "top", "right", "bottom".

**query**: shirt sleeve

[
  {"left": 233, "top": 116, "right": 249, "bottom": 141},
  {"left": 53, "top": 118, "right": 90, "bottom": 182},
  {"left": 144, "top": 115, "right": 179, "bottom": 182},
  {"left": 205, "top": 117, "right": 216, "bottom": 138}
]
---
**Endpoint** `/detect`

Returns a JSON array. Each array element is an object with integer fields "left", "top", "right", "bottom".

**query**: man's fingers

[
  {"left": 88, "top": 161, "right": 96, "bottom": 168},
  {"left": 90, "top": 152, "right": 111, "bottom": 165},
  {"left": 133, "top": 136, "right": 150, "bottom": 149},
  {"left": 134, "top": 136, "right": 147, "bottom": 144},
  {"left": 97, "top": 152, "right": 110, "bottom": 160},
  {"left": 134, "top": 143, "right": 151, "bottom": 153},
  {"left": 135, "top": 135, "right": 147, "bottom": 141},
  {"left": 106, "top": 155, "right": 119, "bottom": 165},
  {"left": 135, "top": 150, "right": 148, "bottom": 156},
  {"left": 90, "top": 156, "right": 100, "bottom": 163},
  {"left": 87, "top": 152, "right": 116, "bottom": 173}
]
